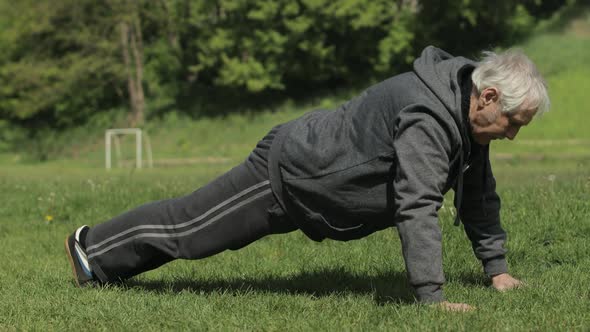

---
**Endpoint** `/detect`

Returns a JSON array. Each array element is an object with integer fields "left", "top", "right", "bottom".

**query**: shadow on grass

[
  {"left": 125, "top": 267, "right": 416, "bottom": 305},
  {"left": 446, "top": 270, "right": 489, "bottom": 288}
]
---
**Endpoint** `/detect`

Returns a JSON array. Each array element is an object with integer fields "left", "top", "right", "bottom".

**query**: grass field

[
  {"left": 1, "top": 7, "right": 590, "bottom": 332},
  {"left": 1, "top": 163, "right": 589, "bottom": 330}
]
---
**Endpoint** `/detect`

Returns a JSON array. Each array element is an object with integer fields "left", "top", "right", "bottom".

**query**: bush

[{"left": 0, "top": 0, "right": 571, "bottom": 140}]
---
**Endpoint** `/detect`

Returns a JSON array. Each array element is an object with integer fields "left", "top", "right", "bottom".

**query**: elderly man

[{"left": 65, "top": 46, "right": 550, "bottom": 311}]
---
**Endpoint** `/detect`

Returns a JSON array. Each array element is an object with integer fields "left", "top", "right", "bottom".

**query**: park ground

[{"left": 1, "top": 9, "right": 589, "bottom": 332}]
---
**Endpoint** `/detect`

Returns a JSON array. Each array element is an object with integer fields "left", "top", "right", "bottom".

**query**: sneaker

[{"left": 64, "top": 225, "right": 96, "bottom": 287}]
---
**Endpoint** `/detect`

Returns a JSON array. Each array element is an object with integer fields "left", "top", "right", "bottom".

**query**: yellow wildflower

[{"left": 45, "top": 215, "right": 54, "bottom": 222}]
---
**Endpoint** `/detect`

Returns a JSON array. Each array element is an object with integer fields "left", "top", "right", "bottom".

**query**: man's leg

[{"left": 66, "top": 128, "right": 295, "bottom": 284}]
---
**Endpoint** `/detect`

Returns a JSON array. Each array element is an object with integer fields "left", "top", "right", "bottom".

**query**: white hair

[{"left": 471, "top": 49, "right": 550, "bottom": 116}]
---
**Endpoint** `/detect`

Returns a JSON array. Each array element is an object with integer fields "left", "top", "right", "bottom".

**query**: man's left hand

[{"left": 491, "top": 273, "right": 524, "bottom": 291}]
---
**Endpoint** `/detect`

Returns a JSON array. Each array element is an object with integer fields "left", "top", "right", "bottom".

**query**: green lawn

[
  {"left": 0, "top": 164, "right": 589, "bottom": 330},
  {"left": 2, "top": 7, "right": 590, "bottom": 332}
]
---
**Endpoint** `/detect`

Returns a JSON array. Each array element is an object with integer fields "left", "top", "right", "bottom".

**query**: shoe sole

[{"left": 64, "top": 236, "right": 83, "bottom": 288}]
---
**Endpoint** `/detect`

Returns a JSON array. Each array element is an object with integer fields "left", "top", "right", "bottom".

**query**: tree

[
  {"left": 0, "top": 0, "right": 570, "bottom": 134},
  {"left": 0, "top": 0, "right": 125, "bottom": 127},
  {"left": 114, "top": 0, "right": 147, "bottom": 126}
]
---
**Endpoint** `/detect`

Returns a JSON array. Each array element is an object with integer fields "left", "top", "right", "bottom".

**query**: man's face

[{"left": 469, "top": 87, "right": 538, "bottom": 145}]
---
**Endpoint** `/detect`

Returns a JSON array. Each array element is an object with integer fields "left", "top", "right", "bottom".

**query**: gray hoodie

[{"left": 267, "top": 46, "right": 508, "bottom": 303}]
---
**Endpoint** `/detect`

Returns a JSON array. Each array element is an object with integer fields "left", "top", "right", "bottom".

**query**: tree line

[{"left": 0, "top": 0, "right": 567, "bottom": 131}]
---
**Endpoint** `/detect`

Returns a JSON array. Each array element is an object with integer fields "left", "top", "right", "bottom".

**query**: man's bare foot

[{"left": 491, "top": 273, "right": 524, "bottom": 292}]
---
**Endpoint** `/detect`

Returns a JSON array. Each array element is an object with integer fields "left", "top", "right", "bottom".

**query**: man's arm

[
  {"left": 460, "top": 144, "right": 520, "bottom": 287},
  {"left": 392, "top": 109, "right": 454, "bottom": 304}
]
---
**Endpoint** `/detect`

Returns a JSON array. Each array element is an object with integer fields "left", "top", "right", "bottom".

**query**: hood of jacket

[{"left": 413, "top": 46, "right": 475, "bottom": 155}]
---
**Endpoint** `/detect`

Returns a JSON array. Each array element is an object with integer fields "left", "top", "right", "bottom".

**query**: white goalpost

[{"left": 105, "top": 128, "right": 153, "bottom": 169}]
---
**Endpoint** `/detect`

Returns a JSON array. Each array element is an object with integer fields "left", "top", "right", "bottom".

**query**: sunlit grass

[{"left": 0, "top": 163, "right": 589, "bottom": 330}]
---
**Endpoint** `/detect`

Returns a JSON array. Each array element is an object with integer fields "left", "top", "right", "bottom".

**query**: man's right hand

[{"left": 434, "top": 301, "right": 476, "bottom": 312}]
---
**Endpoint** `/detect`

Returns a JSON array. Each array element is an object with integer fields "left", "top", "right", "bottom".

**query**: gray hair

[{"left": 471, "top": 49, "right": 550, "bottom": 116}]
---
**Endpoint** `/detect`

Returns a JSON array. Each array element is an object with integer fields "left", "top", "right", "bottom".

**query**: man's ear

[{"left": 480, "top": 87, "right": 499, "bottom": 106}]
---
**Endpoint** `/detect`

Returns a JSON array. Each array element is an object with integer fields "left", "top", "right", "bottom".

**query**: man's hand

[
  {"left": 491, "top": 273, "right": 524, "bottom": 291},
  {"left": 434, "top": 301, "right": 475, "bottom": 312}
]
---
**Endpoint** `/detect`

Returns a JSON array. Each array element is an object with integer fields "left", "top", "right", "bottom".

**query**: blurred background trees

[{"left": 0, "top": 0, "right": 572, "bottom": 132}]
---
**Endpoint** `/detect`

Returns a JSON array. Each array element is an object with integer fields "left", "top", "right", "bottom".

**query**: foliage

[
  {"left": 0, "top": 0, "right": 125, "bottom": 128},
  {"left": 0, "top": 0, "right": 571, "bottom": 133}
]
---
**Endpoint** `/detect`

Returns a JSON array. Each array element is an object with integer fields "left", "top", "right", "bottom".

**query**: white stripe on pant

[{"left": 86, "top": 127, "right": 296, "bottom": 283}]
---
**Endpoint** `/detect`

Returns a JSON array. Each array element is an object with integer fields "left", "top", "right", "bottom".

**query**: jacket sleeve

[
  {"left": 459, "top": 145, "right": 508, "bottom": 277},
  {"left": 392, "top": 109, "right": 454, "bottom": 303}
]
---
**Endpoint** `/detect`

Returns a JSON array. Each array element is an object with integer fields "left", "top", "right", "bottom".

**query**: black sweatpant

[{"left": 86, "top": 128, "right": 297, "bottom": 283}]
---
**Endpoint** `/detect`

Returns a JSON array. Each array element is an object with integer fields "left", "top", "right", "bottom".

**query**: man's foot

[
  {"left": 491, "top": 273, "right": 525, "bottom": 292},
  {"left": 64, "top": 225, "right": 96, "bottom": 287}
]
